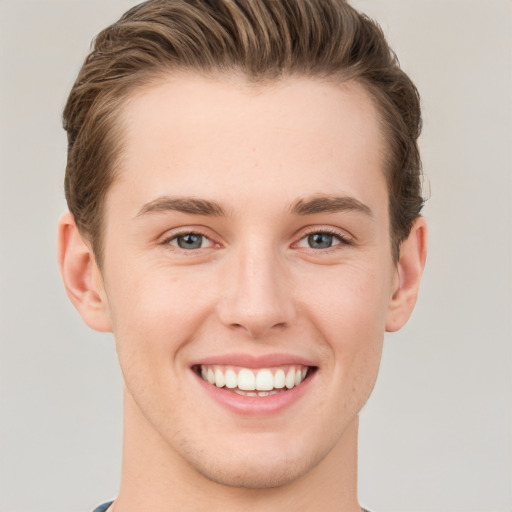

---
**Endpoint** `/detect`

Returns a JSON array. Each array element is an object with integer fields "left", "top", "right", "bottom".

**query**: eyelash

[
  {"left": 162, "top": 230, "right": 215, "bottom": 251},
  {"left": 161, "top": 228, "right": 352, "bottom": 252},
  {"left": 295, "top": 228, "right": 352, "bottom": 251}
]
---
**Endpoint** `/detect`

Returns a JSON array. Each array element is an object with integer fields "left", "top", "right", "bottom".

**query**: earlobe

[
  {"left": 385, "top": 217, "right": 427, "bottom": 332},
  {"left": 57, "top": 212, "right": 113, "bottom": 332}
]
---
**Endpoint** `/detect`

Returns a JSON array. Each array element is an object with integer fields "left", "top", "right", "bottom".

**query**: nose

[{"left": 216, "top": 244, "right": 296, "bottom": 339}]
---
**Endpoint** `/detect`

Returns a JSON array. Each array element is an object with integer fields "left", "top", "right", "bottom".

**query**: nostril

[
  {"left": 225, "top": 320, "right": 288, "bottom": 339},
  {"left": 216, "top": 270, "right": 296, "bottom": 338}
]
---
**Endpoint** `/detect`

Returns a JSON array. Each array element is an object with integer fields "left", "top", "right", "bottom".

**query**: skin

[{"left": 58, "top": 74, "right": 427, "bottom": 512}]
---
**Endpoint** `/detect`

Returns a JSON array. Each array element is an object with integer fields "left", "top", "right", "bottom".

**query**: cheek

[
  {"left": 298, "top": 262, "right": 391, "bottom": 388},
  {"left": 104, "top": 262, "right": 211, "bottom": 376},
  {"left": 301, "top": 261, "right": 392, "bottom": 340}
]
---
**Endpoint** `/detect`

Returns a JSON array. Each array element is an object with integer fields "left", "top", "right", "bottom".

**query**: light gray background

[{"left": 1, "top": 1, "right": 511, "bottom": 511}]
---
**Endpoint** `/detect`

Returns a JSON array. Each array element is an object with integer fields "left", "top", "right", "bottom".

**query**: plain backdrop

[{"left": 0, "top": 1, "right": 511, "bottom": 511}]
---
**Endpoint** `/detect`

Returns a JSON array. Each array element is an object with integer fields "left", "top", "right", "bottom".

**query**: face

[{"left": 98, "top": 74, "right": 399, "bottom": 488}]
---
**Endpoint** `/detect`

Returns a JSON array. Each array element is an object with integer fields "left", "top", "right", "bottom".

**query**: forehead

[{"left": 110, "top": 73, "right": 388, "bottom": 218}]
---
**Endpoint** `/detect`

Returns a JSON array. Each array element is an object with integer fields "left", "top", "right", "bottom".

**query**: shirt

[{"left": 93, "top": 501, "right": 372, "bottom": 511}]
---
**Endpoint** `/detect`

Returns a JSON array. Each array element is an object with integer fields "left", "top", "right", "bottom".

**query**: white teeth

[
  {"left": 214, "top": 368, "right": 225, "bottom": 388},
  {"left": 225, "top": 369, "right": 237, "bottom": 389},
  {"left": 285, "top": 368, "right": 296, "bottom": 389},
  {"left": 199, "top": 364, "right": 311, "bottom": 394},
  {"left": 274, "top": 369, "right": 285, "bottom": 389},
  {"left": 234, "top": 389, "right": 283, "bottom": 397},
  {"left": 255, "top": 369, "right": 274, "bottom": 391},
  {"left": 238, "top": 368, "right": 256, "bottom": 391}
]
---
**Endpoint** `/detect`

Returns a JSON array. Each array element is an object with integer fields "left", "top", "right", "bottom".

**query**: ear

[
  {"left": 385, "top": 217, "right": 427, "bottom": 332},
  {"left": 57, "top": 212, "right": 112, "bottom": 332}
]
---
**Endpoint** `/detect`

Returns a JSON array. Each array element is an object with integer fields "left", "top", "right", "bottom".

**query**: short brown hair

[{"left": 63, "top": 0, "right": 423, "bottom": 261}]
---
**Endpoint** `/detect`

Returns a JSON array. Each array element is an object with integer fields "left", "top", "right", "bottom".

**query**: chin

[
  {"left": 193, "top": 453, "right": 314, "bottom": 489},
  {"left": 176, "top": 431, "right": 327, "bottom": 490}
]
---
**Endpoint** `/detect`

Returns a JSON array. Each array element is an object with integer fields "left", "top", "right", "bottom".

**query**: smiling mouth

[{"left": 193, "top": 364, "right": 316, "bottom": 396}]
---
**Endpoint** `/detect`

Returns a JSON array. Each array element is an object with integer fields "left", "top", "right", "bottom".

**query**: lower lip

[{"left": 193, "top": 370, "right": 315, "bottom": 416}]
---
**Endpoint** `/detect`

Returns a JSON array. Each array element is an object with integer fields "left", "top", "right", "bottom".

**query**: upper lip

[{"left": 191, "top": 352, "right": 317, "bottom": 369}]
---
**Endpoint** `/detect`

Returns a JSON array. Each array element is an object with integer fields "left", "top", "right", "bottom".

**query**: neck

[{"left": 114, "top": 389, "right": 361, "bottom": 512}]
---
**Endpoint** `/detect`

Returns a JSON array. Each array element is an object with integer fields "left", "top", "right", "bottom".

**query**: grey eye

[
  {"left": 307, "top": 233, "right": 335, "bottom": 249},
  {"left": 176, "top": 233, "right": 204, "bottom": 249}
]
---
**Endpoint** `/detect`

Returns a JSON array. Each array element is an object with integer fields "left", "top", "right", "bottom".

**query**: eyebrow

[
  {"left": 136, "top": 196, "right": 226, "bottom": 217},
  {"left": 136, "top": 194, "right": 372, "bottom": 219},
  {"left": 290, "top": 196, "right": 373, "bottom": 217}
]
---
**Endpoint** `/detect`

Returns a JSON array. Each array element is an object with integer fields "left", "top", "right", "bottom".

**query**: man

[{"left": 58, "top": 1, "right": 427, "bottom": 511}]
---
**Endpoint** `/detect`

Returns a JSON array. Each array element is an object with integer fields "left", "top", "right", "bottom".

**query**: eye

[
  {"left": 296, "top": 230, "right": 349, "bottom": 250},
  {"left": 308, "top": 233, "right": 336, "bottom": 249},
  {"left": 167, "top": 232, "right": 214, "bottom": 250}
]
